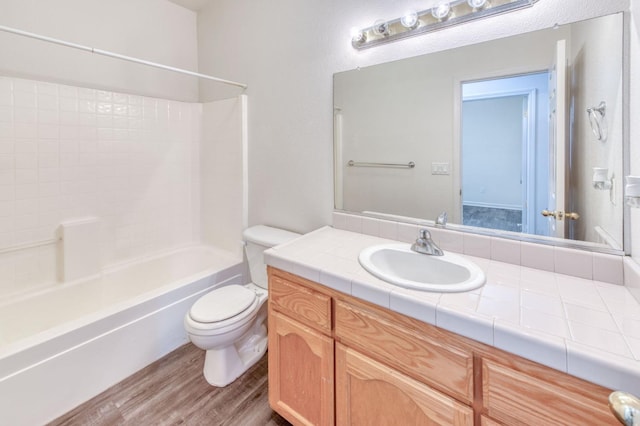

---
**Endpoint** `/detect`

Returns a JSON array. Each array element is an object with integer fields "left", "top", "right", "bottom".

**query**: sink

[{"left": 358, "top": 243, "right": 486, "bottom": 292}]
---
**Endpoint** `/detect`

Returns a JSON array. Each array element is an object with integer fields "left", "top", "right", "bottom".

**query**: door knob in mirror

[{"left": 541, "top": 210, "right": 580, "bottom": 220}]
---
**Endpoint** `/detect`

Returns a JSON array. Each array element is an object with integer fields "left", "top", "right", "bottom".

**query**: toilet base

[{"left": 202, "top": 321, "right": 268, "bottom": 387}]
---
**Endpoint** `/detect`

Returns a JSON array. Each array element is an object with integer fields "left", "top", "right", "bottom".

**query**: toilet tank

[{"left": 243, "top": 225, "right": 301, "bottom": 289}]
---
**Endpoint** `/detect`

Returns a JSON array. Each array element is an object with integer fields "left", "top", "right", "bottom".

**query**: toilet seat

[
  {"left": 190, "top": 285, "right": 256, "bottom": 323},
  {"left": 185, "top": 285, "right": 259, "bottom": 336}
]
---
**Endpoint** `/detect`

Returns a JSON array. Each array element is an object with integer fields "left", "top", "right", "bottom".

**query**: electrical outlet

[{"left": 431, "top": 162, "right": 450, "bottom": 175}]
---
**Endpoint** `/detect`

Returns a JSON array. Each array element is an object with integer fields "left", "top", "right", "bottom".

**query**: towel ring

[{"left": 586, "top": 101, "right": 607, "bottom": 141}]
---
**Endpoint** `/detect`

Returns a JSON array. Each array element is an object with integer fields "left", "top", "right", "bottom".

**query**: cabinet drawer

[
  {"left": 335, "top": 299, "right": 474, "bottom": 404},
  {"left": 482, "top": 358, "right": 617, "bottom": 425},
  {"left": 269, "top": 274, "right": 332, "bottom": 334},
  {"left": 336, "top": 344, "right": 473, "bottom": 425}
]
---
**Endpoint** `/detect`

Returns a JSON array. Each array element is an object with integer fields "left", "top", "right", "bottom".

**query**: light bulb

[
  {"left": 467, "top": 0, "right": 488, "bottom": 9},
  {"left": 400, "top": 10, "right": 419, "bottom": 29},
  {"left": 372, "top": 19, "right": 390, "bottom": 36},
  {"left": 350, "top": 27, "right": 366, "bottom": 44},
  {"left": 431, "top": 2, "right": 451, "bottom": 20}
]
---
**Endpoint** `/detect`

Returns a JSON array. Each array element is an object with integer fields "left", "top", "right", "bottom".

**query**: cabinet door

[
  {"left": 269, "top": 310, "right": 334, "bottom": 426},
  {"left": 336, "top": 344, "right": 473, "bottom": 426}
]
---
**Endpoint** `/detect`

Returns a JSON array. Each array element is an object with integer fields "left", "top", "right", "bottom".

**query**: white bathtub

[{"left": 0, "top": 245, "right": 245, "bottom": 426}]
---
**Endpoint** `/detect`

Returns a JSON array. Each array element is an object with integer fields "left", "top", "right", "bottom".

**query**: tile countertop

[{"left": 264, "top": 226, "right": 640, "bottom": 395}]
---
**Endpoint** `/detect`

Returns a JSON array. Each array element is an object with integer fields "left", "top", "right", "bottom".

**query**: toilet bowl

[{"left": 184, "top": 225, "right": 300, "bottom": 387}]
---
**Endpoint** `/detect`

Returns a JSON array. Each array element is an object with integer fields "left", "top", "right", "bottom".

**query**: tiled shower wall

[{"left": 0, "top": 77, "right": 201, "bottom": 299}]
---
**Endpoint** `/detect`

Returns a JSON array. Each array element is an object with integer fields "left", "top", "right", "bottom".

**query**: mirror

[{"left": 334, "top": 13, "right": 625, "bottom": 253}]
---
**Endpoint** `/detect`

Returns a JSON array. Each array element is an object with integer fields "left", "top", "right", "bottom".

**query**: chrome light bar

[{"left": 351, "top": 0, "right": 538, "bottom": 50}]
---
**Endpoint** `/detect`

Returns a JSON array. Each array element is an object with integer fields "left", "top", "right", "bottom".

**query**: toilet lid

[{"left": 189, "top": 285, "right": 256, "bottom": 323}]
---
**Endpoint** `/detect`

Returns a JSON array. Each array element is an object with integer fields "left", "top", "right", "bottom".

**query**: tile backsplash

[
  {"left": 333, "top": 211, "right": 625, "bottom": 286},
  {"left": 0, "top": 77, "right": 201, "bottom": 299}
]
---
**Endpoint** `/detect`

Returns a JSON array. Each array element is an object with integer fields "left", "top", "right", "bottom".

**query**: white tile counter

[{"left": 264, "top": 226, "right": 640, "bottom": 395}]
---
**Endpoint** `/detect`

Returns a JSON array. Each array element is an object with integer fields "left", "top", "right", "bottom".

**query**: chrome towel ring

[{"left": 587, "top": 101, "right": 607, "bottom": 141}]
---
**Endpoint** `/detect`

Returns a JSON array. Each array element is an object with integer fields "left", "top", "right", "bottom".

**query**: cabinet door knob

[
  {"left": 541, "top": 210, "right": 580, "bottom": 221},
  {"left": 609, "top": 391, "right": 640, "bottom": 425}
]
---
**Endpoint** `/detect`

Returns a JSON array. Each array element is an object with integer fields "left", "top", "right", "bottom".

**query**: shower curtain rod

[{"left": 0, "top": 24, "right": 248, "bottom": 89}]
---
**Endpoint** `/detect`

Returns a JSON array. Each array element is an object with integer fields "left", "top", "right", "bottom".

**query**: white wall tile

[
  {"left": 491, "top": 238, "right": 521, "bottom": 265},
  {"left": 566, "top": 341, "right": 640, "bottom": 395},
  {"left": 331, "top": 211, "right": 348, "bottom": 230},
  {"left": 397, "top": 222, "right": 419, "bottom": 243},
  {"left": 0, "top": 77, "right": 203, "bottom": 297},
  {"left": 361, "top": 216, "right": 379, "bottom": 237},
  {"left": 378, "top": 219, "right": 398, "bottom": 240},
  {"left": 520, "top": 241, "right": 554, "bottom": 272},
  {"left": 463, "top": 233, "right": 491, "bottom": 259},
  {"left": 494, "top": 320, "right": 567, "bottom": 372},
  {"left": 344, "top": 214, "right": 363, "bottom": 233},
  {"left": 430, "top": 228, "right": 463, "bottom": 253},
  {"left": 436, "top": 305, "right": 494, "bottom": 345},
  {"left": 555, "top": 247, "right": 594, "bottom": 280},
  {"left": 592, "top": 252, "right": 623, "bottom": 285}
]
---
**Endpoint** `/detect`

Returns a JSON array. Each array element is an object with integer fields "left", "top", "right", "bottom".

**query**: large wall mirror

[{"left": 334, "top": 13, "right": 626, "bottom": 254}]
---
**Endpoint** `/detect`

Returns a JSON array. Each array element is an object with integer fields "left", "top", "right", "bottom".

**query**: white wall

[
  {"left": 201, "top": 96, "right": 248, "bottom": 258},
  {"left": 569, "top": 14, "right": 624, "bottom": 246},
  {"left": 0, "top": 0, "right": 199, "bottom": 102},
  {"left": 462, "top": 95, "right": 524, "bottom": 209},
  {"left": 196, "top": 0, "right": 630, "bottom": 236}
]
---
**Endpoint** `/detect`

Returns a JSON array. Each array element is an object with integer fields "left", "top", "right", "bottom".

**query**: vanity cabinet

[
  {"left": 267, "top": 267, "right": 617, "bottom": 426},
  {"left": 268, "top": 274, "right": 334, "bottom": 426}
]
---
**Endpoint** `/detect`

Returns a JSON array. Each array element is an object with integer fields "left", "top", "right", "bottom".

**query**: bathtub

[{"left": 0, "top": 245, "right": 245, "bottom": 426}]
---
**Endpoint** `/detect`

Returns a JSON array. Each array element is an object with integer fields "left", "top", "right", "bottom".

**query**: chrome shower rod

[{"left": 0, "top": 24, "right": 248, "bottom": 89}]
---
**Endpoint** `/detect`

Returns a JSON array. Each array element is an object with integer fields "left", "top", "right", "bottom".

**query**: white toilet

[{"left": 184, "top": 225, "right": 300, "bottom": 387}]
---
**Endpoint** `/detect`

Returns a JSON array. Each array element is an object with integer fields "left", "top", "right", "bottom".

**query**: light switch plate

[{"left": 431, "top": 162, "right": 450, "bottom": 175}]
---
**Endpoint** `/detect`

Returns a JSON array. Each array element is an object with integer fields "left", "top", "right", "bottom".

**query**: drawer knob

[{"left": 609, "top": 391, "right": 640, "bottom": 425}]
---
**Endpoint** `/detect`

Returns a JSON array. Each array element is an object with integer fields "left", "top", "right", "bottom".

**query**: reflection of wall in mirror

[
  {"left": 337, "top": 25, "right": 571, "bottom": 224},
  {"left": 568, "top": 14, "right": 623, "bottom": 247}
]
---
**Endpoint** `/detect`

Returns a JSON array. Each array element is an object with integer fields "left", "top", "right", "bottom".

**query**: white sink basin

[{"left": 358, "top": 244, "right": 486, "bottom": 292}]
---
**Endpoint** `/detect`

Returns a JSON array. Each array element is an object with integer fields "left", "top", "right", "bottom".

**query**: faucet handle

[
  {"left": 436, "top": 211, "right": 448, "bottom": 226},
  {"left": 419, "top": 229, "right": 430, "bottom": 240}
]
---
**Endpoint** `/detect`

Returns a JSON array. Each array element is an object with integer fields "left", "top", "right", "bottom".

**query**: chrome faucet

[
  {"left": 436, "top": 211, "right": 448, "bottom": 227},
  {"left": 411, "top": 229, "right": 444, "bottom": 256}
]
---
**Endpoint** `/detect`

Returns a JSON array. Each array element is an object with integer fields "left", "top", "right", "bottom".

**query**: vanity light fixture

[
  {"left": 400, "top": 10, "right": 420, "bottom": 29},
  {"left": 351, "top": 27, "right": 367, "bottom": 44},
  {"left": 432, "top": 2, "right": 452, "bottom": 20},
  {"left": 372, "top": 19, "right": 390, "bottom": 37},
  {"left": 351, "top": 0, "right": 538, "bottom": 50},
  {"left": 467, "top": 0, "right": 489, "bottom": 9}
]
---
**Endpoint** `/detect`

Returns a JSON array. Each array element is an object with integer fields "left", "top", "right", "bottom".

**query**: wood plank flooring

[{"left": 48, "top": 344, "right": 290, "bottom": 426}]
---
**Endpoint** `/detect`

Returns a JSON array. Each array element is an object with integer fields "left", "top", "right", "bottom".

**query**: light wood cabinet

[
  {"left": 336, "top": 343, "right": 473, "bottom": 425},
  {"left": 267, "top": 267, "right": 616, "bottom": 426},
  {"left": 268, "top": 287, "right": 334, "bottom": 425},
  {"left": 481, "top": 357, "right": 616, "bottom": 425},
  {"left": 335, "top": 298, "right": 474, "bottom": 404}
]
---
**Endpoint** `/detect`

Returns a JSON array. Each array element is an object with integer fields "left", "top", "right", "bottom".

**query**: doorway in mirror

[{"left": 461, "top": 72, "right": 550, "bottom": 235}]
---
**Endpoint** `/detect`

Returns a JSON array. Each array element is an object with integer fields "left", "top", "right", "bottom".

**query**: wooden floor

[{"left": 48, "top": 344, "right": 290, "bottom": 426}]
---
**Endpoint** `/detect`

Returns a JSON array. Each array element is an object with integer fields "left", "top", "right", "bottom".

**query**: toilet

[{"left": 184, "top": 225, "right": 301, "bottom": 387}]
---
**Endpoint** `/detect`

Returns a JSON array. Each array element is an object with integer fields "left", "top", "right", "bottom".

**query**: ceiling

[{"left": 168, "top": 0, "right": 211, "bottom": 12}]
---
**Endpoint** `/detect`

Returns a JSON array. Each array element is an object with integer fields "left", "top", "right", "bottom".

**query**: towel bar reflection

[
  {"left": 348, "top": 160, "right": 416, "bottom": 169},
  {"left": 0, "top": 238, "right": 59, "bottom": 255}
]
